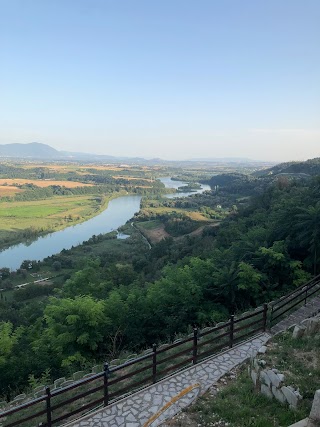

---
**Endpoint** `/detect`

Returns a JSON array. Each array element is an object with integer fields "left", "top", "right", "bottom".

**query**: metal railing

[
  {"left": 269, "top": 273, "right": 320, "bottom": 326},
  {"left": 0, "top": 305, "right": 268, "bottom": 427},
  {"left": 2, "top": 273, "right": 320, "bottom": 427}
]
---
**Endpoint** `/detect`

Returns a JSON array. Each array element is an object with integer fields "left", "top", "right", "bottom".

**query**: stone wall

[
  {"left": 292, "top": 315, "right": 320, "bottom": 339},
  {"left": 248, "top": 347, "right": 302, "bottom": 410},
  {"left": 249, "top": 315, "right": 320, "bottom": 411}
]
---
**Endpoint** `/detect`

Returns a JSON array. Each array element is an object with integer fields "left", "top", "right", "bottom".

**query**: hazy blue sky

[{"left": 1, "top": 0, "right": 319, "bottom": 161}]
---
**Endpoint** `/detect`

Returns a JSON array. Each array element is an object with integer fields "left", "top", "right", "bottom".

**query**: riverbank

[
  {"left": 0, "top": 194, "right": 142, "bottom": 270},
  {"left": 0, "top": 191, "right": 129, "bottom": 252}
]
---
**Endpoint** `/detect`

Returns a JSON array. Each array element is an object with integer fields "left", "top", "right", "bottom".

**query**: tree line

[{"left": 0, "top": 175, "right": 320, "bottom": 399}]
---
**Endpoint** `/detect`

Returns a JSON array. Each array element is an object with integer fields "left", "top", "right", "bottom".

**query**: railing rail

[
  {"left": 269, "top": 274, "right": 320, "bottom": 326},
  {"left": 1, "top": 275, "right": 319, "bottom": 426}
]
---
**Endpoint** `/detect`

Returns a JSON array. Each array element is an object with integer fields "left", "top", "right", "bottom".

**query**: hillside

[
  {"left": 1, "top": 157, "right": 320, "bottom": 407},
  {"left": 253, "top": 158, "right": 320, "bottom": 178}
]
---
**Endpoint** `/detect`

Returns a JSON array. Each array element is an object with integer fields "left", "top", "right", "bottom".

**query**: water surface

[
  {"left": 159, "top": 177, "right": 211, "bottom": 198},
  {"left": 0, "top": 195, "right": 141, "bottom": 270}
]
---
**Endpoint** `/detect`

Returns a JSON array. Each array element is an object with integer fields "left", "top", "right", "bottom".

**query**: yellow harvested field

[
  {"left": 0, "top": 179, "right": 94, "bottom": 188},
  {"left": 0, "top": 185, "right": 23, "bottom": 195},
  {"left": 144, "top": 207, "right": 210, "bottom": 222},
  {"left": 139, "top": 223, "right": 171, "bottom": 244},
  {"left": 113, "top": 176, "right": 153, "bottom": 181}
]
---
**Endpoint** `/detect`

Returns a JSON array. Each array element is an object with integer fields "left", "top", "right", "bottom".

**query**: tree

[
  {"left": 237, "top": 262, "right": 263, "bottom": 302},
  {"left": 52, "top": 261, "right": 62, "bottom": 271},
  {"left": 295, "top": 202, "right": 320, "bottom": 275},
  {"left": 0, "top": 268, "right": 10, "bottom": 280},
  {"left": 43, "top": 296, "right": 108, "bottom": 368},
  {"left": 0, "top": 322, "right": 17, "bottom": 366}
]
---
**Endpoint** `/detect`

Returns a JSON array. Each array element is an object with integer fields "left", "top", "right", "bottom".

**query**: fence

[
  {"left": 0, "top": 305, "right": 268, "bottom": 427},
  {"left": 269, "top": 273, "right": 320, "bottom": 326},
  {"left": 1, "top": 274, "right": 320, "bottom": 427}
]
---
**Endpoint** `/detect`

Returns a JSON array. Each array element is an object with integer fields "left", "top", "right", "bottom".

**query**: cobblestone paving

[
  {"left": 66, "top": 333, "right": 270, "bottom": 427},
  {"left": 66, "top": 296, "right": 320, "bottom": 427},
  {"left": 271, "top": 295, "right": 320, "bottom": 335}
]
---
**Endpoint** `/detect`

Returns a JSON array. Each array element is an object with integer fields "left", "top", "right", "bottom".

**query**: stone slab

[{"left": 64, "top": 333, "right": 270, "bottom": 427}]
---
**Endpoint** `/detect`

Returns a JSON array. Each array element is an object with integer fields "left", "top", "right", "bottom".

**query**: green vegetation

[
  {"left": 0, "top": 159, "right": 320, "bottom": 413},
  {"left": 0, "top": 195, "right": 110, "bottom": 250},
  {"left": 173, "top": 331, "right": 320, "bottom": 427},
  {"left": 184, "top": 369, "right": 306, "bottom": 427},
  {"left": 0, "top": 162, "right": 168, "bottom": 248}
]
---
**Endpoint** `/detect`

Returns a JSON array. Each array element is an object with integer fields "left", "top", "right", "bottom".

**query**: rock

[
  {"left": 309, "top": 389, "right": 320, "bottom": 422},
  {"left": 272, "top": 385, "right": 287, "bottom": 404},
  {"left": 288, "top": 419, "right": 309, "bottom": 427},
  {"left": 292, "top": 325, "right": 306, "bottom": 339},
  {"left": 253, "top": 358, "right": 260, "bottom": 370},
  {"left": 260, "top": 371, "right": 271, "bottom": 387},
  {"left": 281, "top": 386, "right": 302, "bottom": 408},
  {"left": 251, "top": 370, "right": 258, "bottom": 387},
  {"left": 305, "top": 318, "right": 320, "bottom": 335},
  {"left": 261, "top": 384, "right": 273, "bottom": 399},
  {"left": 266, "top": 369, "right": 283, "bottom": 388},
  {"left": 258, "top": 346, "right": 267, "bottom": 354}
]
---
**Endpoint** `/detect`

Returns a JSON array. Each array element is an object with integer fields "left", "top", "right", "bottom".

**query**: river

[
  {"left": 159, "top": 177, "right": 211, "bottom": 198},
  {"left": 0, "top": 178, "right": 211, "bottom": 270},
  {"left": 0, "top": 195, "right": 142, "bottom": 270}
]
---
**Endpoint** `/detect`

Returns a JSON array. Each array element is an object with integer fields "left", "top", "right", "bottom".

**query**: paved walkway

[
  {"left": 66, "top": 333, "right": 270, "bottom": 427},
  {"left": 271, "top": 295, "right": 320, "bottom": 335},
  {"left": 65, "top": 295, "right": 320, "bottom": 427}
]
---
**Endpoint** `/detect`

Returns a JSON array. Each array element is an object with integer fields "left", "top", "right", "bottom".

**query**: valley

[{"left": 0, "top": 155, "right": 319, "bottom": 415}]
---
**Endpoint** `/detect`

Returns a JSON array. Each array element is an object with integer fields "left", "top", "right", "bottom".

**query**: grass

[
  {"left": 0, "top": 204, "right": 68, "bottom": 218},
  {"left": 135, "top": 220, "right": 163, "bottom": 230},
  {"left": 135, "top": 220, "right": 170, "bottom": 244},
  {"left": 0, "top": 194, "right": 113, "bottom": 249},
  {"left": 263, "top": 332, "right": 320, "bottom": 400},
  {"left": 141, "top": 206, "right": 211, "bottom": 222},
  {"left": 0, "top": 178, "right": 93, "bottom": 188},
  {"left": 0, "top": 185, "right": 23, "bottom": 196},
  {"left": 187, "top": 369, "right": 306, "bottom": 427},
  {"left": 170, "top": 331, "right": 320, "bottom": 427}
]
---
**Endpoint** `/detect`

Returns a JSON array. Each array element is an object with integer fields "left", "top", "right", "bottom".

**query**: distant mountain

[
  {"left": 0, "top": 143, "right": 155, "bottom": 163},
  {"left": 0, "top": 142, "right": 61, "bottom": 158},
  {"left": 188, "top": 157, "right": 258, "bottom": 163},
  {"left": 0, "top": 142, "right": 277, "bottom": 167}
]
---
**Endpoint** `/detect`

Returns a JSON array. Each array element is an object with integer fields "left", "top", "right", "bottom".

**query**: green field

[
  {"left": 141, "top": 206, "right": 211, "bottom": 221},
  {"left": 0, "top": 204, "right": 68, "bottom": 217},
  {"left": 136, "top": 219, "right": 163, "bottom": 230},
  {"left": 0, "top": 194, "right": 113, "bottom": 249}
]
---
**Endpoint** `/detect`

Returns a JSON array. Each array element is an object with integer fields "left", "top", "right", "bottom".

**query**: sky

[{"left": 0, "top": 0, "right": 319, "bottom": 162}]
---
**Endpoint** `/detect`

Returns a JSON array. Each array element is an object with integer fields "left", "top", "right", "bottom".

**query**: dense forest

[{"left": 0, "top": 168, "right": 320, "bottom": 400}]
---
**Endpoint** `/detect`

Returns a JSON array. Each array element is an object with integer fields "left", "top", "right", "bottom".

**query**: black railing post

[
  {"left": 305, "top": 286, "right": 308, "bottom": 305},
  {"left": 270, "top": 304, "right": 274, "bottom": 328},
  {"left": 104, "top": 362, "right": 109, "bottom": 407},
  {"left": 45, "top": 387, "right": 52, "bottom": 427},
  {"left": 263, "top": 303, "right": 268, "bottom": 332},
  {"left": 229, "top": 315, "right": 234, "bottom": 348},
  {"left": 193, "top": 327, "right": 198, "bottom": 365},
  {"left": 152, "top": 344, "right": 157, "bottom": 384}
]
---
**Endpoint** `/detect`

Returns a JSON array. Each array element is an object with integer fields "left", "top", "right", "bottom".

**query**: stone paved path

[
  {"left": 65, "top": 295, "right": 320, "bottom": 427},
  {"left": 271, "top": 295, "right": 320, "bottom": 335},
  {"left": 65, "top": 333, "right": 270, "bottom": 427}
]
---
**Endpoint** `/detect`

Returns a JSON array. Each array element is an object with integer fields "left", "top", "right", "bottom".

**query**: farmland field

[
  {"left": 135, "top": 220, "right": 170, "bottom": 243},
  {"left": 0, "top": 185, "right": 23, "bottom": 196},
  {"left": 140, "top": 206, "right": 211, "bottom": 221},
  {"left": 0, "top": 194, "right": 111, "bottom": 249},
  {"left": 0, "top": 178, "right": 93, "bottom": 188}
]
